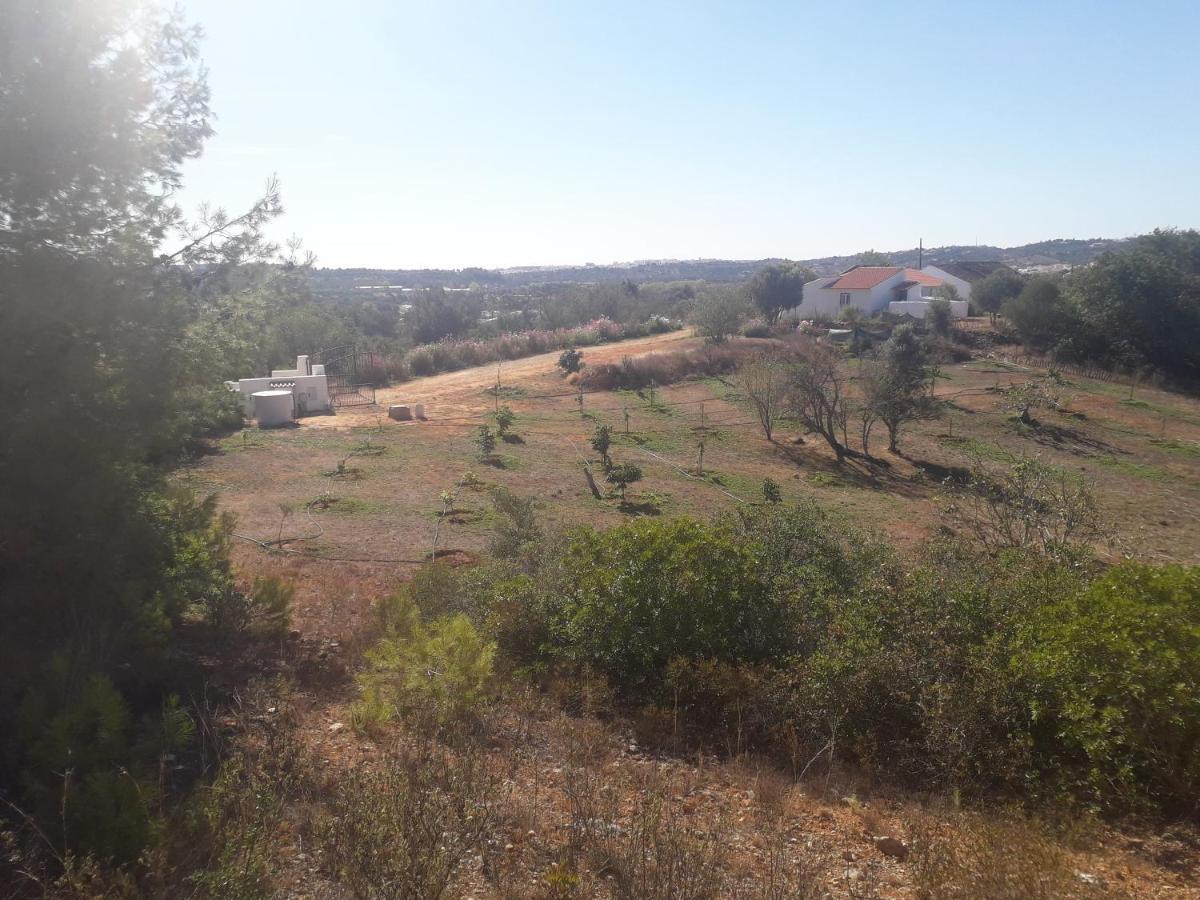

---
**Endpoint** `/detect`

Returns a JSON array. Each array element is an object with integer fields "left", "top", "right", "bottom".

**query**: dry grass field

[
  {"left": 188, "top": 329, "right": 1200, "bottom": 616},
  {"left": 182, "top": 329, "right": 1200, "bottom": 897}
]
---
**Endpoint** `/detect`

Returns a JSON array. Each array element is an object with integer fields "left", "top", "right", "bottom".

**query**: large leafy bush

[{"left": 1018, "top": 562, "right": 1200, "bottom": 810}]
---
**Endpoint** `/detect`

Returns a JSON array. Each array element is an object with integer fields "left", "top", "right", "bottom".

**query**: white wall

[
  {"left": 921, "top": 266, "right": 973, "bottom": 302},
  {"left": 791, "top": 272, "right": 907, "bottom": 319},
  {"left": 231, "top": 373, "right": 330, "bottom": 416}
]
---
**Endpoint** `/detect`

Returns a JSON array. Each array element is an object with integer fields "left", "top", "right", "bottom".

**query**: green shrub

[
  {"left": 543, "top": 518, "right": 788, "bottom": 697},
  {"left": 558, "top": 347, "right": 584, "bottom": 374},
  {"left": 354, "top": 594, "right": 495, "bottom": 729},
  {"left": 495, "top": 403, "right": 516, "bottom": 435},
  {"left": 489, "top": 487, "right": 540, "bottom": 560},
  {"left": 248, "top": 576, "right": 293, "bottom": 639},
  {"left": 1018, "top": 562, "right": 1200, "bottom": 811}
]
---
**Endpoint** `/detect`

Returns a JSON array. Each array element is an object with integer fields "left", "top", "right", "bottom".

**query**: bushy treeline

[
  {"left": 1004, "top": 229, "right": 1200, "bottom": 384},
  {"left": 330, "top": 278, "right": 702, "bottom": 352},
  {"left": 420, "top": 502, "right": 1199, "bottom": 816},
  {"left": 378, "top": 315, "right": 679, "bottom": 382}
]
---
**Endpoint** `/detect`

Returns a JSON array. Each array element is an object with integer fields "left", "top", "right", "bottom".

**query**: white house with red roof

[{"left": 792, "top": 265, "right": 969, "bottom": 321}]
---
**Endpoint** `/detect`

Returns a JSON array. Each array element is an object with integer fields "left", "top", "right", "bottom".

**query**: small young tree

[
  {"left": 1001, "top": 378, "right": 1061, "bottom": 426},
  {"left": 558, "top": 347, "right": 584, "bottom": 374},
  {"left": 489, "top": 487, "right": 540, "bottom": 559},
  {"left": 590, "top": 424, "right": 613, "bottom": 468},
  {"left": 861, "top": 324, "right": 936, "bottom": 453},
  {"left": 495, "top": 404, "right": 516, "bottom": 436},
  {"left": 761, "top": 477, "right": 783, "bottom": 504},
  {"left": 605, "top": 462, "right": 643, "bottom": 501},
  {"left": 927, "top": 293, "right": 955, "bottom": 337},
  {"left": 474, "top": 424, "right": 496, "bottom": 461},
  {"left": 787, "top": 339, "right": 851, "bottom": 462},
  {"left": 737, "top": 349, "right": 791, "bottom": 442}
]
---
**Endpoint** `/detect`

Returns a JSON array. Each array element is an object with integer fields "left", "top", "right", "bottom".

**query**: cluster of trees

[
  {"left": 325, "top": 278, "right": 700, "bottom": 351},
  {"left": 1002, "top": 230, "right": 1200, "bottom": 384},
  {"left": 1, "top": 0, "right": 296, "bottom": 866},
  {"left": 736, "top": 325, "right": 938, "bottom": 460}
]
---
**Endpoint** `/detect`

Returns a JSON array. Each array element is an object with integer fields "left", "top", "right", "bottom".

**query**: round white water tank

[{"left": 252, "top": 389, "right": 294, "bottom": 427}]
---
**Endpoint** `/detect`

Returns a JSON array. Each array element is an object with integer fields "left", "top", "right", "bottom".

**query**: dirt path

[{"left": 302, "top": 329, "right": 697, "bottom": 428}]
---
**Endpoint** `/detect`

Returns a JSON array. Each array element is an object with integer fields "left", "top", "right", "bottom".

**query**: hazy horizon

[
  {"left": 301, "top": 231, "right": 1132, "bottom": 273},
  {"left": 178, "top": 0, "right": 1200, "bottom": 269}
]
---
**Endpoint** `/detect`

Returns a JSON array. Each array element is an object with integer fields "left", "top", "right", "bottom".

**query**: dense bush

[
  {"left": 1017, "top": 562, "right": 1200, "bottom": 811},
  {"left": 578, "top": 340, "right": 765, "bottom": 391},
  {"left": 473, "top": 501, "right": 1200, "bottom": 814},
  {"left": 540, "top": 518, "right": 792, "bottom": 697},
  {"left": 354, "top": 592, "right": 496, "bottom": 729}
]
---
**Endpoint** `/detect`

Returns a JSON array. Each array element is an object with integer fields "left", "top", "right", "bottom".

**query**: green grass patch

[
  {"left": 1093, "top": 455, "right": 1173, "bottom": 481},
  {"left": 938, "top": 434, "right": 1016, "bottom": 464},
  {"left": 312, "top": 495, "right": 390, "bottom": 516},
  {"left": 1150, "top": 438, "right": 1200, "bottom": 459},
  {"left": 806, "top": 471, "right": 854, "bottom": 489}
]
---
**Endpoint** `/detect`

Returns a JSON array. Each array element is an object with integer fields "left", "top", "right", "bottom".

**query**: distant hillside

[{"left": 310, "top": 236, "right": 1134, "bottom": 292}]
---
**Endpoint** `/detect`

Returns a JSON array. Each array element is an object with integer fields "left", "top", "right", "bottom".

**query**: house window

[
  {"left": 921, "top": 286, "right": 934, "bottom": 298},
  {"left": 839, "top": 292, "right": 851, "bottom": 307}
]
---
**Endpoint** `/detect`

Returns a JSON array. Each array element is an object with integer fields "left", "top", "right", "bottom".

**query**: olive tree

[
  {"left": 746, "top": 263, "right": 814, "bottom": 324},
  {"left": 690, "top": 289, "right": 747, "bottom": 343},
  {"left": 861, "top": 324, "right": 936, "bottom": 454}
]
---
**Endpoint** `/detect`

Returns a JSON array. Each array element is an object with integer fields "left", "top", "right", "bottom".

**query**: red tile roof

[
  {"left": 827, "top": 266, "right": 903, "bottom": 290},
  {"left": 903, "top": 268, "right": 943, "bottom": 286}
]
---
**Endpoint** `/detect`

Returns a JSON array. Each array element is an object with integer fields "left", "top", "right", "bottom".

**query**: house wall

[
  {"left": 791, "top": 272, "right": 905, "bottom": 319},
  {"left": 901, "top": 283, "right": 937, "bottom": 301},
  {"left": 920, "top": 266, "right": 973, "bottom": 302}
]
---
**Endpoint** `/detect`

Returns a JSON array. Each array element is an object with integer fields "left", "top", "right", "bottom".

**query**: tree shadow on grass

[
  {"left": 777, "top": 439, "right": 914, "bottom": 491},
  {"left": 618, "top": 498, "right": 662, "bottom": 516},
  {"left": 910, "top": 457, "right": 972, "bottom": 487},
  {"left": 501, "top": 433, "right": 525, "bottom": 444}
]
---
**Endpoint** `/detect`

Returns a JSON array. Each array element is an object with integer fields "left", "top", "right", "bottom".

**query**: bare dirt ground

[
  {"left": 185, "top": 330, "right": 1200, "bottom": 897},
  {"left": 305, "top": 328, "right": 697, "bottom": 429}
]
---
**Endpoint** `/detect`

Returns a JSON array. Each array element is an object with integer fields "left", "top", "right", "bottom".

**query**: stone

[
  {"left": 328, "top": 722, "right": 345, "bottom": 733},
  {"left": 389, "top": 404, "right": 413, "bottom": 421}
]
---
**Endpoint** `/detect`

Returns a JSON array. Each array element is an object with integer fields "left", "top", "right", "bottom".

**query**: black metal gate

[{"left": 315, "top": 345, "right": 384, "bottom": 408}]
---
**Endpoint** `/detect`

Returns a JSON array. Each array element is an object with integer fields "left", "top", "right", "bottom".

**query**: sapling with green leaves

[
  {"left": 474, "top": 424, "right": 496, "bottom": 461},
  {"left": 605, "top": 462, "right": 643, "bottom": 501},
  {"left": 591, "top": 424, "right": 613, "bottom": 468},
  {"left": 495, "top": 404, "right": 515, "bottom": 436}
]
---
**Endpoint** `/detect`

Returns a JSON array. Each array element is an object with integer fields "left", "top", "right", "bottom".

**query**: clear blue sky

[{"left": 177, "top": 0, "right": 1200, "bottom": 269}]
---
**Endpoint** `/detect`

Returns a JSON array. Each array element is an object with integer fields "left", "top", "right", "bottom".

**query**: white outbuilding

[{"left": 226, "top": 354, "right": 332, "bottom": 423}]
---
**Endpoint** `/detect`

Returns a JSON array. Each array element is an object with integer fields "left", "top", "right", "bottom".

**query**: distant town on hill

[{"left": 309, "top": 236, "right": 1133, "bottom": 291}]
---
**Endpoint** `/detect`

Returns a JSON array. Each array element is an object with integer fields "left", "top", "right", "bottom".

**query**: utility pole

[{"left": 918, "top": 238, "right": 923, "bottom": 269}]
